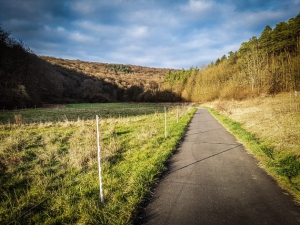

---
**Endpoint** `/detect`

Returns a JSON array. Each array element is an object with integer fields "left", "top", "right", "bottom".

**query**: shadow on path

[{"left": 165, "top": 144, "right": 242, "bottom": 176}]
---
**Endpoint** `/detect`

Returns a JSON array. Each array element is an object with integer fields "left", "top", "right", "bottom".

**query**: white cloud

[
  {"left": 42, "top": 25, "right": 96, "bottom": 44},
  {"left": 127, "top": 26, "right": 148, "bottom": 39},
  {"left": 181, "top": 32, "right": 217, "bottom": 50},
  {"left": 56, "top": 26, "right": 66, "bottom": 33},
  {"left": 182, "top": 0, "right": 214, "bottom": 13},
  {"left": 224, "top": 10, "right": 285, "bottom": 30},
  {"left": 70, "top": 31, "right": 96, "bottom": 43},
  {"left": 125, "top": 9, "right": 179, "bottom": 28},
  {"left": 75, "top": 21, "right": 120, "bottom": 37},
  {"left": 71, "top": 0, "right": 96, "bottom": 14}
]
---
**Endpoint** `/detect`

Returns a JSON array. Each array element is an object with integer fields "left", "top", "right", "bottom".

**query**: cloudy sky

[{"left": 0, "top": 0, "right": 299, "bottom": 69}]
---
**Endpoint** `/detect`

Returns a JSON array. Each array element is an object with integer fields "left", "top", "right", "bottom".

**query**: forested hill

[
  {"left": 1, "top": 12, "right": 300, "bottom": 108},
  {"left": 165, "top": 12, "right": 300, "bottom": 102},
  {"left": 40, "top": 56, "right": 180, "bottom": 103},
  {"left": 0, "top": 28, "right": 179, "bottom": 109}
]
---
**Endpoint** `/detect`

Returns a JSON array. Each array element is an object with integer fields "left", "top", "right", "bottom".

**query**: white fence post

[
  {"left": 96, "top": 115, "right": 104, "bottom": 203},
  {"left": 164, "top": 107, "right": 167, "bottom": 138},
  {"left": 177, "top": 105, "right": 179, "bottom": 123}
]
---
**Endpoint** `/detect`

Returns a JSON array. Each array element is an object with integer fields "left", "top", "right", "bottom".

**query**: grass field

[
  {"left": 203, "top": 93, "right": 300, "bottom": 202},
  {"left": 0, "top": 103, "right": 165, "bottom": 124},
  {"left": 0, "top": 103, "right": 196, "bottom": 224}
]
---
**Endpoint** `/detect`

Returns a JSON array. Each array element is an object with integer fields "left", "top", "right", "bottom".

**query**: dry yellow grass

[{"left": 204, "top": 92, "right": 300, "bottom": 156}]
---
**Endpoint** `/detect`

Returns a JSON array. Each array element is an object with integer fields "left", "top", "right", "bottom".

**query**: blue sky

[{"left": 0, "top": 0, "right": 299, "bottom": 69}]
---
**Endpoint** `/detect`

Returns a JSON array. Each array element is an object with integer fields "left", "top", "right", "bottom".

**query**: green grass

[
  {"left": 0, "top": 103, "right": 166, "bottom": 124},
  {"left": 66, "top": 103, "right": 161, "bottom": 108},
  {"left": 0, "top": 103, "right": 196, "bottom": 224},
  {"left": 207, "top": 107, "right": 300, "bottom": 202}
]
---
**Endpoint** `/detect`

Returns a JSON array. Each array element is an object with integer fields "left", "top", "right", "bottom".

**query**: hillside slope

[
  {"left": 40, "top": 56, "right": 179, "bottom": 103},
  {"left": 0, "top": 26, "right": 180, "bottom": 109}
]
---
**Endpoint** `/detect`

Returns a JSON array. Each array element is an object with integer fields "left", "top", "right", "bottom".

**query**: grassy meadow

[
  {"left": 0, "top": 103, "right": 165, "bottom": 124},
  {"left": 203, "top": 93, "right": 300, "bottom": 202},
  {"left": 0, "top": 103, "right": 196, "bottom": 224}
]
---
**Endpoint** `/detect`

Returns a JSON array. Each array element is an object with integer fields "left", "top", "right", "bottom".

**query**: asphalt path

[{"left": 141, "top": 108, "right": 300, "bottom": 225}]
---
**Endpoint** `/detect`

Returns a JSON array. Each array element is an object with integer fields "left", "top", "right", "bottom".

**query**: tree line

[{"left": 165, "top": 12, "right": 300, "bottom": 102}]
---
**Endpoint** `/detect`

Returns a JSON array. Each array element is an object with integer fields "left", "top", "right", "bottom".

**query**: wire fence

[{"left": 1, "top": 103, "right": 194, "bottom": 223}]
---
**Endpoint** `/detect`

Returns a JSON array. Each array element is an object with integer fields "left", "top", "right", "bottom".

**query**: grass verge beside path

[
  {"left": 0, "top": 104, "right": 196, "bottom": 224},
  {"left": 207, "top": 107, "right": 300, "bottom": 203}
]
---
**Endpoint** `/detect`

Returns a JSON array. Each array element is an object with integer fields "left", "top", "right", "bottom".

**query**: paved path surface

[{"left": 141, "top": 108, "right": 300, "bottom": 225}]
